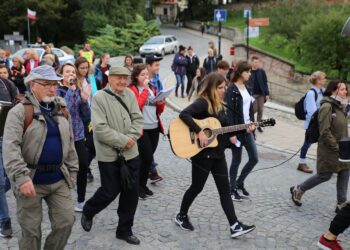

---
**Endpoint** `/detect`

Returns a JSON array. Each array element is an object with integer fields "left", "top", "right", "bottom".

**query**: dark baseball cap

[
  {"left": 146, "top": 54, "right": 163, "bottom": 64},
  {"left": 132, "top": 57, "right": 144, "bottom": 64}
]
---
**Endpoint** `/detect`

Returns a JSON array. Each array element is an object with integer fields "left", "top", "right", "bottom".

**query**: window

[
  {"left": 52, "top": 49, "right": 64, "bottom": 58},
  {"left": 166, "top": 38, "right": 172, "bottom": 43},
  {"left": 171, "top": 36, "right": 177, "bottom": 41},
  {"left": 164, "top": 8, "right": 168, "bottom": 15}
]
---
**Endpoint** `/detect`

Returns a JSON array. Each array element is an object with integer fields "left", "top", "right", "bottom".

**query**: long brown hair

[
  {"left": 124, "top": 54, "right": 133, "bottom": 67},
  {"left": 230, "top": 61, "right": 251, "bottom": 84},
  {"left": 196, "top": 67, "right": 206, "bottom": 82},
  {"left": 74, "top": 57, "right": 89, "bottom": 88},
  {"left": 198, "top": 72, "right": 226, "bottom": 114},
  {"left": 130, "top": 64, "right": 147, "bottom": 87},
  {"left": 99, "top": 53, "right": 110, "bottom": 65}
]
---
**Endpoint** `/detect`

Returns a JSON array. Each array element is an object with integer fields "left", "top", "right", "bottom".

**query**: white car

[
  {"left": 139, "top": 35, "right": 179, "bottom": 57},
  {"left": 9, "top": 48, "right": 75, "bottom": 67}
]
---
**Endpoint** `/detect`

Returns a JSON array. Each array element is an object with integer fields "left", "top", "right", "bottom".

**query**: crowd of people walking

[{"left": 0, "top": 34, "right": 349, "bottom": 250}]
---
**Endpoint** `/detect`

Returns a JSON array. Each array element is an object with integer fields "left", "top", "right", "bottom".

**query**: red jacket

[
  {"left": 24, "top": 59, "right": 39, "bottom": 74},
  {"left": 129, "top": 85, "right": 165, "bottom": 134}
]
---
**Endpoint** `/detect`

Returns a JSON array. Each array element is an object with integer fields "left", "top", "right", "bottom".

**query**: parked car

[
  {"left": 139, "top": 35, "right": 179, "bottom": 57},
  {"left": 8, "top": 47, "right": 75, "bottom": 68}
]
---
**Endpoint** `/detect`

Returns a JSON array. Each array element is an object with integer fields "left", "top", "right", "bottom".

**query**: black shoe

[
  {"left": 181, "top": 94, "right": 185, "bottom": 98},
  {"left": 175, "top": 92, "right": 178, "bottom": 97},
  {"left": 87, "top": 171, "right": 94, "bottom": 183},
  {"left": 81, "top": 213, "right": 93, "bottom": 232},
  {"left": 231, "top": 189, "right": 243, "bottom": 202},
  {"left": 174, "top": 213, "right": 194, "bottom": 231},
  {"left": 0, "top": 220, "right": 12, "bottom": 238},
  {"left": 230, "top": 221, "right": 256, "bottom": 238},
  {"left": 144, "top": 186, "right": 154, "bottom": 196},
  {"left": 139, "top": 189, "right": 147, "bottom": 200},
  {"left": 237, "top": 185, "right": 250, "bottom": 197},
  {"left": 116, "top": 234, "right": 140, "bottom": 245},
  {"left": 257, "top": 127, "right": 263, "bottom": 133}
]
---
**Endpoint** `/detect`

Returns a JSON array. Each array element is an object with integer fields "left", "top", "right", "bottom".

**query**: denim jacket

[{"left": 57, "top": 86, "right": 91, "bottom": 141}]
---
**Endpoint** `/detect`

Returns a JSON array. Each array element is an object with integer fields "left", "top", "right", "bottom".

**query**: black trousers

[
  {"left": 329, "top": 204, "right": 350, "bottom": 236},
  {"left": 137, "top": 129, "right": 159, "bottom": 190},
  {"left": 186, "top": 72, "right": 195, "bottom": 95},
  {"left": 75, "top": 139, "right": 89, "bottom": 203},
  {"left": 83, "top": 157, "right": 140, "bottom": 237},
  {"left": 180, "top": 157, "right": 238, "bottom": 225},
  {"left": 85, "top": 131, "right": 96, "bottom": 167}
]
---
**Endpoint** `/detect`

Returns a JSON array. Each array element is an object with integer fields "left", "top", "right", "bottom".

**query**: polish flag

[{"left": 27, "top": 9, "right": 36, "bottom": 20}]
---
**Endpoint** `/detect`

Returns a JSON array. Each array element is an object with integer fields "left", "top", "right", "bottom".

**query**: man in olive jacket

[
  {"left": 81, "top": 66, "right": 143, "bottom": 245},
  {"left": 3, "top": 65, "right": 79, "bottom": 250}
]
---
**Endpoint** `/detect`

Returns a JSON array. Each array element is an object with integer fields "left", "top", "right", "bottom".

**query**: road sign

[
  {"left": 249, "top": 18, "right": 270, "bottom": 27},
  {"left": 243, "top": 8, "right": 252, "bottom": 18},
  {"left": 214, "top": 9, "right": 227, "bottom": 22},
  {"left": 245, "top": 27, "right": 259, "bottom": 38}
]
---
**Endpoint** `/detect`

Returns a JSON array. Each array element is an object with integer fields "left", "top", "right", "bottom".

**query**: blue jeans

[
  {"left": 300, "top": 139, "right": 312, "bottom": 159},
  {"left": 175, "top": 74, "right": 185, "bottom": 96},
  {"left": 0, "top": 138, "right": 10, "bottom": 223},
  {"left": 229, "top": 133, "right": 259, "bottom": 193}
]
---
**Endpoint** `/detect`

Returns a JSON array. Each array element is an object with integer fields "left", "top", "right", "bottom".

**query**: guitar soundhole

[{"left": 203, "top": 128, "right": 212, "bottom": 139}]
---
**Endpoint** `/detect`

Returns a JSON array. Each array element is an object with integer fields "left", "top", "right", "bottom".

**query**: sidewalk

[{"left": 163, "top": 27, "right": 317, "bottom": 160}]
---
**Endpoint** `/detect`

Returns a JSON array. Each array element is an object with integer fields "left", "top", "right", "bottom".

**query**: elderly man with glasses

[{"left": 2, "top": 65, "right": 79, "bottom": 250}]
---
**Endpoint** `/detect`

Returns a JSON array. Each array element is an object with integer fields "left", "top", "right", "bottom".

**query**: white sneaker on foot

[{"left": 75, "top": 202, "right": 85, "bottom": 212}]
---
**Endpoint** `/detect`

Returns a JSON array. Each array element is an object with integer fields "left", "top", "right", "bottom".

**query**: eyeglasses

[{"left": 34, "top": 81, "right": 59, "bottom": 89}]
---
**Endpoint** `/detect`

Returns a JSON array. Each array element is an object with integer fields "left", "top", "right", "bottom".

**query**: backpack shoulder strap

[
  {"left": 23, "top": 104, "right": 34, "bottom": 132},
  {"left": 310, "top": 88, "right": 318, "bottom": 102}
]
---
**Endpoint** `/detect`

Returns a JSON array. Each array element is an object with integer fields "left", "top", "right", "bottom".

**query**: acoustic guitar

[{"left": 169, "top": 117, "right": 276, "bottom": 158}]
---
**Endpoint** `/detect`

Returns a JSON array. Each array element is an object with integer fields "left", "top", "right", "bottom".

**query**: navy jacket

[
  {"left": 247, "top": 68, "right": 269, "bottom": 96},
  {"left": 172, "top": 53, "right": 188, "bottom": 76},
  {"left": 203, "top": 56, "right": 217, "bottom": 74}
]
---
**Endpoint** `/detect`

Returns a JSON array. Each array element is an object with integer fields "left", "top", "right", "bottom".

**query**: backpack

[
  {"left": 305, "top": 103, "right": 336, "bottom": 144},
  {"left": 294, "top": 88, "right": 318, "bottom": 120},
  {"left": 22, "top": 100, "right": 69, "bottom": 133}
]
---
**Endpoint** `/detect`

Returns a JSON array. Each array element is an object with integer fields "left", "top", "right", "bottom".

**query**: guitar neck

[{"left": 212, "top": 122, "right": 260, "bottom": 135}]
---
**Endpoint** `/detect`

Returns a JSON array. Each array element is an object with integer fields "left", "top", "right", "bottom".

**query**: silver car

[
  {"left": 9, "top": 48, "right": 75, "bottom": 67},
  {"left": 139, "top": 35, "right": 179, "bottom": 57}
]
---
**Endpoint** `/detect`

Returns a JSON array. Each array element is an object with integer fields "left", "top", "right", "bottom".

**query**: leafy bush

[
  {"left": 297, "top": 9, "right": 350, "bottom": 78},
  {"left": 75, "top": 15, "right": 160, "bottom": 57}
]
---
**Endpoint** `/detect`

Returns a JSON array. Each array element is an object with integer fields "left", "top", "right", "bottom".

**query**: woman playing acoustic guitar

[{"left": 174, "top": 72, "right": 256, "bottom": 238}]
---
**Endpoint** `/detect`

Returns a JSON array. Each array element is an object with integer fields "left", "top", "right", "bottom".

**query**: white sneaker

[{"left": 74, "top": 202, "right": 85, "bottom": 212}]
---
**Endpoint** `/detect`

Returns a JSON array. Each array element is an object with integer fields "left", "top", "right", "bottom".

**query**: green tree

[
  {"left": 79, "top": 0, "right": 148, "bottom": 37},
  {"left": 264, "top": 0, "right": 321, "bottom": 42},
  {"left": 83, "top": 15, "right": 160, "bottom": 57},
  {"left": 0, "top": 0, "right": 68, "bottom": 44},
  {"left": 297, "top": 9, "right": 350, "bottom": 79}
]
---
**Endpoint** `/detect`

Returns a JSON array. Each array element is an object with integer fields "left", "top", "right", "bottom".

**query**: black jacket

[
  {"left": 225, "top": 84, "right": 254, "bottom": 138},
  {"left": 203, "top": 56, "right": 217, "bottom": 74},
  {"left": 186, "top": 55, "right": 200, "bottom": 76},
  {"left": 247, "top": 68, "right": 269, "bottom": 96}
]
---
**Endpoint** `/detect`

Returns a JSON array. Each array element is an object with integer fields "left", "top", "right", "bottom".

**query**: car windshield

[{"left": 145, "top": 37, "right": 164, "bottom": 45}]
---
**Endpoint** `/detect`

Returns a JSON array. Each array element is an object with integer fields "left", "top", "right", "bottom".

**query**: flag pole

[{"left": 27, "top": 16, "right": 31, "bottom": 46}]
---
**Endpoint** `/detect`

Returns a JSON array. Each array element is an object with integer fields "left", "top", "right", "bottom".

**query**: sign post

[
  {"left": 214, "top": 9, "right": 227, "bottom": 57},
  {"left": 243, "top": 8, "right": 252, "bottom": 60}
]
